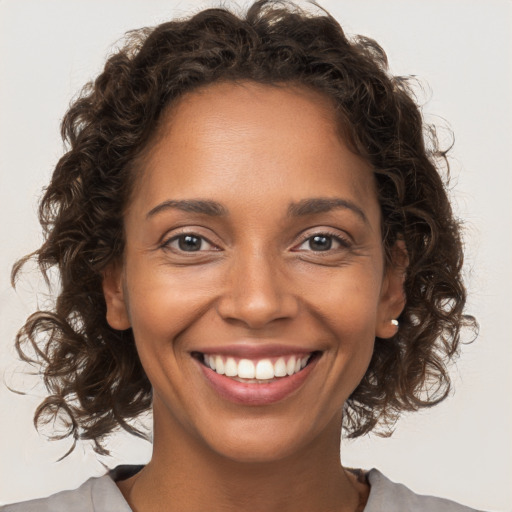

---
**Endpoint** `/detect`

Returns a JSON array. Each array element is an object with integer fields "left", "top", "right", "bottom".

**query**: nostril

[
  {"left": 215, "top": 265, "right": 299, "bottom": 329},
  {"left": 216, "top": 295, "right": 300, "bottom": 330}
]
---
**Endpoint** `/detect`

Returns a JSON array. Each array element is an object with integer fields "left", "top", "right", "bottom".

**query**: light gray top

[{"left": 0, "top": 466, "right": 483, "bottom": 511}]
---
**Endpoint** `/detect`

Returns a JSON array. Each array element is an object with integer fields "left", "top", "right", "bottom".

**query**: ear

[
  {"left": 102, "top": 263, "right": 131, "bottom": 330},
  {"left": 376, "top": 240, "right": 408, "bottom": 339}
]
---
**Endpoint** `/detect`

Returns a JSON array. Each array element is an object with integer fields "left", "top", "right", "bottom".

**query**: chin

[
  {"left": 210, "top": 436, "right": 305, "bottom": 465},
  {"left": 197, "top": 413, "right": 332, "bottom": 465}
]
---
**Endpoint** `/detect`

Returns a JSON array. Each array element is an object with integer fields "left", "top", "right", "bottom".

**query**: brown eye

[
  {"left": 308, "top": 235, "right": 332, "bottom": 251},
  {"left": 163, "top": 233, "right": 217, "bottom": 252},
  {"left": 293, "top": 232, "right": 351, "bottom": 253},
  {"left": 178, "top": 235, "right": 203, "bottom": 251}
]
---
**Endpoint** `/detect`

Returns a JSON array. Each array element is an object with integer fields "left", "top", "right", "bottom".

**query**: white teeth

[
  {"left": 274, "top": 357, "right": 287, "bottom": 377},
  {"left": 238, "top": 359, "right": 255, "bottom": 379},
  {"left": 215, "top": 355, "right": 225, "bottom": 375},
  {"left": 203, "top": 353, "right": 313, "bottom": 380},
  {"left": 286, "top": 356, "right": 296, "bottom": 376},
  {"left": 255, "top": 359, "right": 274, "bottom": 380},
  {"left": 225, "top": 357, "right": 238, "bottom": 377}
]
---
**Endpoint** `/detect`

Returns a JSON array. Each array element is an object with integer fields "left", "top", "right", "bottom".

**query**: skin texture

[{"left": 103, "top": 82, "right": 405, "bottom": 512}]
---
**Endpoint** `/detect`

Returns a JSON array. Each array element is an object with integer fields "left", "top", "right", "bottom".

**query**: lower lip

[{"left": 196, "top": 356, "right": 319, "bottom": 406}]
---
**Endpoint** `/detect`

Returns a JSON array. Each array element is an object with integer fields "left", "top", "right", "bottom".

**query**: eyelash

[
  {"left": 292, "top": 231, "right": 352, "bottom": 253},
  {"left": 161, "top": 230, "right": 351, "bottom": 254},
  {"left": 161, "top": 233, "right": 218, "bottom": 253}
]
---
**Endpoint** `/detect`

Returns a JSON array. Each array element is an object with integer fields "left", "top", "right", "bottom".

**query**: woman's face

[{"left": 104, "top": 82, "right": 404, "bottom": 462}]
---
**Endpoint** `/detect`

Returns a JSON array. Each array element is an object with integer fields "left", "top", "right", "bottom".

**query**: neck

[{"left": 117, "top": 403, "right": 367, "bottom": 512}]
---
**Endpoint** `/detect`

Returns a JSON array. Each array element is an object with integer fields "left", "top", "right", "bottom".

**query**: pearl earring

[{"left": 391, "top": 319, "right": 399, "bottom": 327}]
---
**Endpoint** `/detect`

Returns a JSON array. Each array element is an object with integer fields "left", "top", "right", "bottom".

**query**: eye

[
  {"left": 163, "top": 234, "right": 217, "bottom": 252},
  {"left": 306, "top": 235, "right": 334, "bottom": 251},
  {"left": 293, "top": 232, "right": 350, "bottom": 252}
]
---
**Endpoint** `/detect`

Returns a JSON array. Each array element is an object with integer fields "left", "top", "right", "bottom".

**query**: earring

[{"left": 391, "top": 319, "right": 399, "bottom": 327}]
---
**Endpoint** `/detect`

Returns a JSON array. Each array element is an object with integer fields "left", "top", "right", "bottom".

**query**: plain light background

[{"left": 0, "top": 0, "right": 511, "bottom": 510}]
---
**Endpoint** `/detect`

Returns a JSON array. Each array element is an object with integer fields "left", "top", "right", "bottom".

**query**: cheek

[
  {"left": 127, "top": 256, "right": 215, "bottom": 319},
  {"left": 301, "top": 268, "right": 382, "bottom": 384},
  {"left": 123, "top": 262, "right": 218, "bottom": 364},
  {"left": 301, "top": 265, "right": 382, "bottom": 334},
  {"left": 122, "top": 264, "right": 219, "bottom": 425}
]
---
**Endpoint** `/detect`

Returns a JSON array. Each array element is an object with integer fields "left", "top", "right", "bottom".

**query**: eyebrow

[
  {"left": 145, "top": 196, "right": 368, "bottom": 223},
  {"left": 146, "top": 199, "right": 227, "bottom": 219},
  {"left": 287, "top": 197, "right": 368, "bottom": 224}
]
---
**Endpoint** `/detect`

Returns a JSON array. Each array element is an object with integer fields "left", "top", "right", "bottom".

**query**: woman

[{"left": 0, "top": 1, "right": 489, "bottom": 510}]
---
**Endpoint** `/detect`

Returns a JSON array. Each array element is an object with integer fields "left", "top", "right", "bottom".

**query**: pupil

[
  {"left": 178, "top": 235, "right": 202, "bottom": 251},
  {"left": 310, "top": 235, "right": 332, "bottom": 251}
]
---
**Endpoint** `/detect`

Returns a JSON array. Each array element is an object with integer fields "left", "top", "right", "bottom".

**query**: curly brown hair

[{"left": 12, "top": 0, "right": 475, "bottom": 455}]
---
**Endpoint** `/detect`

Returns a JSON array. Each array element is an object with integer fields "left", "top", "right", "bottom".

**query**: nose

[{"left": 216, "top": 250, "right": 299, "bottom": 329}]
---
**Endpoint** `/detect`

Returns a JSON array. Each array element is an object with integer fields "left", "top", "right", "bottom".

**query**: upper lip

[{"left": 191, "top": 343, "right": 318, "bottom": 359}]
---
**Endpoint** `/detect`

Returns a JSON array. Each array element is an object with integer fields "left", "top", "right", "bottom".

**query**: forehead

[
  {"left": 165, "top": 81, "right": 339, "bottom": 140},
  {"left": 132, "top": 81, "right": 378, "bottom": 221}
]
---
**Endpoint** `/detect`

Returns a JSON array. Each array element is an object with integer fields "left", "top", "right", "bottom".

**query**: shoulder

[
  {"left": 1, "top": 466, "right": 485, "bottom": 512},
  {"left": 0, "top": 471, "right": 133, "bottom": 512},
  {"left": 365, "top": 469, "right": 484, "bottom": 512}
]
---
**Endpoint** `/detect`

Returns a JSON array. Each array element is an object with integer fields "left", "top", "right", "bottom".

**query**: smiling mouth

[{"left": 192, "top": 351, "right": 321, "bottom": 384}]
